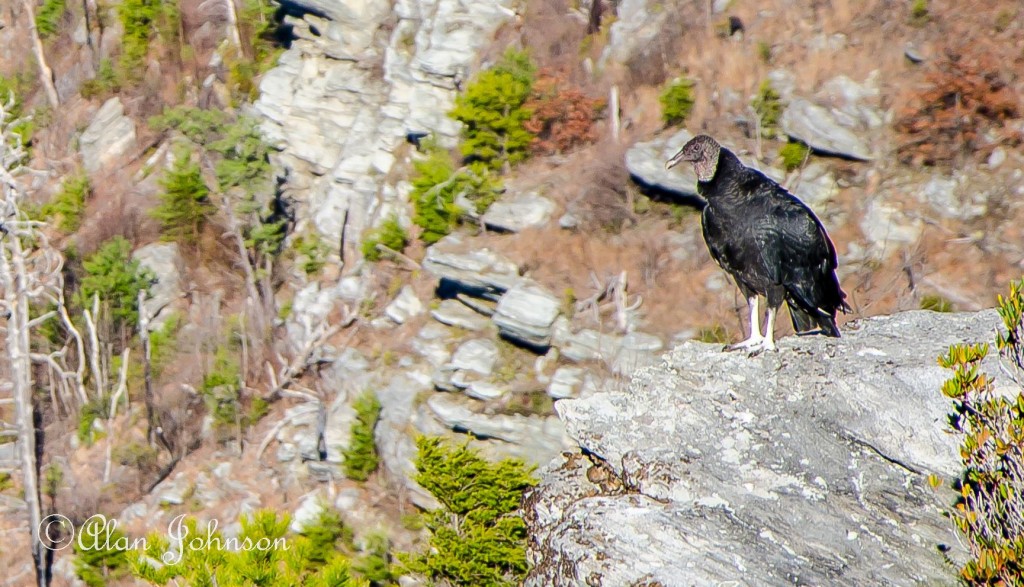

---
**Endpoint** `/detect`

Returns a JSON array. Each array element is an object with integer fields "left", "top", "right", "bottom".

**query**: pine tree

[
  {"left": 403, "top": 436, "right": 537, "bottom": 586},
  {"left": 79, "top": 236, "right": 154, "bottom": 331},
  {"left": 151, "top": 149, "right": 215, "bottom": 244},
  {"left": 343, "top": 392, "right": 382, "bottom": 481},
  {"left": 450, "top": 49, "right": 536, "bottom": 171}
]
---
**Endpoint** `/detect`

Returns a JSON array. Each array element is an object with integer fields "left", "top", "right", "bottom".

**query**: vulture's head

[{"left": 665, "top": 135, "right": 721, "bottom": 182}]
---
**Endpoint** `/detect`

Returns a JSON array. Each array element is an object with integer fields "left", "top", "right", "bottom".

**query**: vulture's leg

[
  {"left": 761, "top": 306, "right": 778, "bottom": 351},
  {"left": 727, "top": 295, "right": 764, "bottom": 350},
  {"left": 752, "top": 286, "right": 785, "bottom": 353}
]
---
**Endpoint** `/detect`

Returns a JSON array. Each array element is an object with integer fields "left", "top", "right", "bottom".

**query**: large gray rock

[
  {"left": 526, "top": 310, "right": 1004, "bottom": 586},
  {"left": 430, "top": 299, "right": 490, "bottom": 331},
  {"left": 792, "top": 161, "right": 838, "bottom": 208},
  {"left": 449, "top": 338, "right": 499, "bottom": 376},
  {"left": 781, "top": 98, "right": 873, "bottom": 161},
  {"left": 424, "top": 393, "right": 572, "bottom": 465},
  {"left": 133, "top": 242, "right": 183, "bottom": 327},
  {"left": 482, "top": 192, "right": 556, "bottom": 233},
  {"left": 423, "top": 234, "right": 520, "bottom": 300},
  {"left": 376, "top": 369, "right": 440, "bottom": 510},
  {"left": 625, "top": 129, "right": 698, "bottom": 197},
  {"left": 493, "top": 282, "right": 562, "bottom": 349},
  {"left": 80, "top": 97, "right": 137, "bottom": 173},
  {"left": 385, "top": 285, "right": 424, "bottom": 324},
  {"left": 860, "top": 198, "right": 923, "bottom": 250}
]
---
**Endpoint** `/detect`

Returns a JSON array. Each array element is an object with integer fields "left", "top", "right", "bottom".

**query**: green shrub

[
  {"left": 920, "top": 294, "right": 954, "bottom": 313},
  {"left": 129, "top": 510, "right": 368, "bottom": 586},
  {"left": 293, "top": 233, "right": 329, "bottom": 275},
  {"left": 696, "top": 325, "right": 730, "bottom": 344},
  {"left": 450, "top": 49, "right": 536, "bottom": 171},
  {"left": 43, "top": 462, "right": 63, "bottom": 503},
  {"left": 77, "top": 397, "right": 109, "bottom": 446},
  {"left": 80, "top": 59, "right": 121, "bottom": 99},
  {"left": 659, "top": 77, "right": 696, "bottom": 127},
  {"left": 757, "top": 40, "right": 772, "bottom": 64},
  {"left": 402, "top": 436, "right": 537, "bottom": 587},
  {"left": 75, "top": 516, "right": 129, "bottom": 587},
  {"left": 200, "top": 347, "right": 242, "bottom": 431},
  {"left": 116, "top": 0, "right": 179, "bottom": 81},
  {"left": 779, "top": 141, "right": 809, "bottom": 172},
  {"left": 752, "top": 80, "right": 784, "bottom": 138},
  {"left": 79, "top": 236, "right": 154, "bottom": 330},
  {"left": 353, "top": 532, "right": 395, "bottom": 585},
  {"left": 410, "top": 144, "right": 501, "bottom": 244},
  {"left": 361, "top": 215, "right": 409, "bottom": 262},
  {"left": 910, "top": 0, "right": 929, "bottom": 24},
  {"left": 300, "top": 508, "right": 354, "bottom": 566},
  {"left": 42, "top": 174, "right": 90, "bottom": 232},
  {"left": 151, "top": 149, "right": 215, "bottom": 244},
  {"left": 343, "top": 392, "right": 382, "bottom": 482},
  {"left": 37, "top": 0, "right": 67, "bottom": 38},
  {"left": 937, "top": 278, "right": 1024, "bottom": 585}
]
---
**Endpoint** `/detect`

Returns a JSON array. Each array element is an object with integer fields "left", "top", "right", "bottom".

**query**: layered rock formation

[{"left": 525, "top": 309, "right": 1002, "bottom": 586}]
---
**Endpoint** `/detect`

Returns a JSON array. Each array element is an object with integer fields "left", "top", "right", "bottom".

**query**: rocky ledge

[{"left": 525, "top": 309, "right": 1004, "bottom": 586}]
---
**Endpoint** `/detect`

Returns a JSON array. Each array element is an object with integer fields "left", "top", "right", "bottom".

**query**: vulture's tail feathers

[{"left": 788, "top": 304, "right": 841, "bottom": 337}]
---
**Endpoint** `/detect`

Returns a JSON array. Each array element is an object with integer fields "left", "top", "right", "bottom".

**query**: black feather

[{"left": 692, "top": 138, "right": 849, "bottom": 337}]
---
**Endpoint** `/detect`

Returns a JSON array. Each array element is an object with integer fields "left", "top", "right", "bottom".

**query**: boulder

[
  {"left": 482, "top": 192, "right": 556, "bottom": 232},
  {"left": 376, "top": 370, "right": 440, "bottom": 510},
  {"left": 424, "top": 393, "right": 572, "bottom": 465},
  {"left": 792, "top": 161, "right": 838, "bottom": 208},
  {"left": 547, "top": 366, "right": 585, "bottom": 399},
  {"left": 860, "top": 198, "right": 923, "bottom": 249},
  {"left": 385, "top": 285, "right": 424, "bottom": 324},
  {"left": 558, "top": 328, "right": 622, "bottom": 363},
  {"left": 133, "top": 242, "right": 183, "bottom": 327},
  {"left": 430, "top": 299, "right": 491, "bottom": 331},
  {"left": 411, "top": 322, "right": 456, "bottom": 367},
  {"left": 781, "top": 98, "right": 873, "bottom": 161},
  {"left": 625, "top": 129, "right": 698, "bottom": 198},
  {"left": 493, "top": 283, "right": 562, "bottom": 349},
  {"left": 80, "top": 97, "right": 137, "bottom": 173},
  {"left": 449, "top": 338, "right": 499, "bottom": 376},
  {"left": 525, "top": 310, "right": 1005, "bottom": 586},
  {"left": 423, "top": 234, "right": 521, "bottom": 300},
  {"left": 611, "top": 331, "right": 663, "bottom": 376}
]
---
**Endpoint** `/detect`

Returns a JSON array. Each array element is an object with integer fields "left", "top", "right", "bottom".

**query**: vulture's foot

[{"left": 725, "top": 335, "right": 764, "bottom": 352}]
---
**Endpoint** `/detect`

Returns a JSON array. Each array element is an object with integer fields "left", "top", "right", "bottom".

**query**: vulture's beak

[{"left": 665, "top": 149, "right": 686, "bottom": 170}]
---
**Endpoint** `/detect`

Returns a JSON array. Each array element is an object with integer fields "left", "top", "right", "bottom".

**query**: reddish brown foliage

[
  {"left": 895, "top": 50, "right": 1023, "bottom": 166},
  {"left": 524, "top": 70, "right": 606, "bottom": 156}
]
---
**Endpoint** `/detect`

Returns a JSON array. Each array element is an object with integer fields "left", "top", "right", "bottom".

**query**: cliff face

[{"left": 524, "top": 310, "right": 1003, "bottom": 586}]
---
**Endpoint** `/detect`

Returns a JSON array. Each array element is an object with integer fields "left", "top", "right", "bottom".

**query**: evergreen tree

[
  {"left": 343, "top": 392, "right": 382, "bottom": 481},
  {"left": 403, "top": 437, "right": 537, "bottom": 587},
  {"left": 79, "top": 237, "right": 154, "bottom": 331},
  {"left": 75, "top": 516, "right": 129, "bottom": 587},
  {"left": 41, "top": 174, "right": 90, "bottom": 233},
  {"left": 450, "top": 49, "right": 536, "bottom": 171},
  {"left": 151, "top": 149, "right": 215, "bottom": 244},
  {"left": 129, "top": 510, "right": 368, "bottom": 586}
]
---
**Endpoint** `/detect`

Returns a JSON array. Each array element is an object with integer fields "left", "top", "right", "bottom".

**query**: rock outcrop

[
  {"left": 525, "top": 309, "right": 1003, "bottom": 586},
  {"left": 80, "top": 97, "right": 137, "bottom": 173},
  {"left": 255, "top": 0, "right": 516, "bottom": 241}
]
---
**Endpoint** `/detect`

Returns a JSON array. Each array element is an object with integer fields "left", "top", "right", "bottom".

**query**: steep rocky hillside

[{"left": 0, "top": 0, "right": 1023, "bottom": 584}]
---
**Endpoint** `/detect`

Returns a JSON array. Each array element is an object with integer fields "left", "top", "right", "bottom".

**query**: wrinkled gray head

[{"left": 665, "top": 135, "right": 721, "bottom": 182}]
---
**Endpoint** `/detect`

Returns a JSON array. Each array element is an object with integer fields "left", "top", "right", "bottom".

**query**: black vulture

[{"left": 666, "top": 135, "right": 850, "bottom": 353}]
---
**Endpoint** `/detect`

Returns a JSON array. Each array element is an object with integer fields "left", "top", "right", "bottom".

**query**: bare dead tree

[
  {"left": 0, "top": 94, "right": 57, "bottom": 587},
  {"left": 138, "top": 290, "right": 156, "bottom": 445},
  {"left": 21, "top": 0, "right": 60, "bottom": 108}
]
